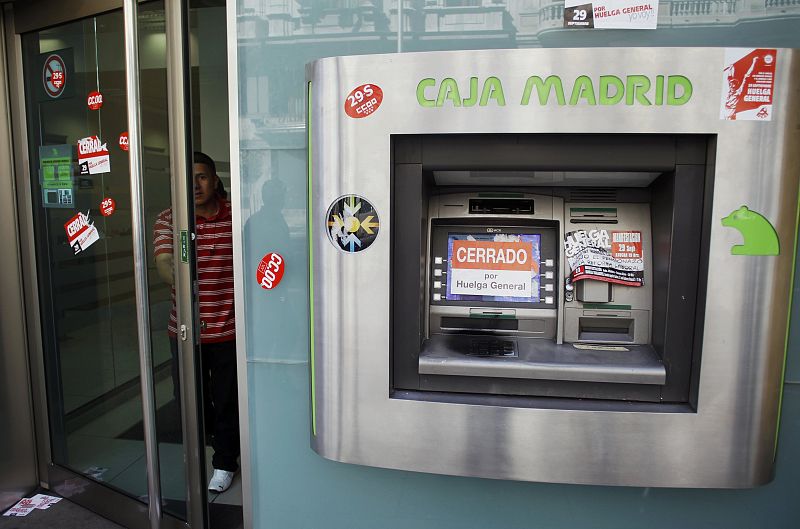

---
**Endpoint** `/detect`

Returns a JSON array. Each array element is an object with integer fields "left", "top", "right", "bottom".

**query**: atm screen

[{"left": 445, "top": 233, "right": 541, "bottom": 303}]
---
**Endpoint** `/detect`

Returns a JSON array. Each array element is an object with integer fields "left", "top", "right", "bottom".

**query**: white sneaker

[{"left": 208, "top": 469, "right": 235, "bottom": 493}]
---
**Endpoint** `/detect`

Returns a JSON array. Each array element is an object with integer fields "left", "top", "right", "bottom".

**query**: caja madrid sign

[{"left": 416, "top": 74, "right": 692, "bottom": 108}]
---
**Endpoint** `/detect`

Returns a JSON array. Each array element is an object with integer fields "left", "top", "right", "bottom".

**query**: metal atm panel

[{"left": 308, "top": 48, "right": 800, "bottom": 487}]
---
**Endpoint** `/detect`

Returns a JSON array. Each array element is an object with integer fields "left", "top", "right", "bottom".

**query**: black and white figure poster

[{"left": 564, "top": 229, "right": 644, "bottom": 287}]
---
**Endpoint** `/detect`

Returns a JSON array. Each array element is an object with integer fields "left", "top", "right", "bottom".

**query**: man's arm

[
  {"left": 153, "top": 209, "right": 175, "bottom": 286},
  {"left": 155, "top": 252, "right": 174, "bottom": 286}
]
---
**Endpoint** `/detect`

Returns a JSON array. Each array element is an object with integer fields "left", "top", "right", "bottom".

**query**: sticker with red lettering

[
  {"left": 64, "top": 210, "right": 100, "bottom": 254},
  {"left": 87, "top": 90, "right": 103, "bottom": 110},
  {"left": 3, "top": 498, "right": 37, "bottom": 517},
  {"left": 118, "top": 132, "right": 129, "bottom": 151},
  {"left": 720, "top": 48, "right": 777, "bottom": 121},
  {"left": 344, "top": 83, "right": 383, "bottom": 119},
  {"left": 77, "top": 135, "right": 110, "bottom": 175},
  {"left": 611, "top": 230, "right": 642, "bottom": 259},
  {"left": 256, "top": 252, "right": 285, "bottom": 290},
  {"left": 100, "top": 197, "right": 116, "bottom": 216}
]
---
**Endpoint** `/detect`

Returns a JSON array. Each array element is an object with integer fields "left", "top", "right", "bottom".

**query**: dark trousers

[{"left": 169, "top": 338, "right": 241, "bottom": 471}]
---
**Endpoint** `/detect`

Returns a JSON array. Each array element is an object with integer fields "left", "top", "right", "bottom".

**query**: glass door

[{"left": 18, "top": 2, "right": 204, "bottom": 528}]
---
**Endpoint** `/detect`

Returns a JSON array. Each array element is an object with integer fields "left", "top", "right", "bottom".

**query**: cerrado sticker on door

[
  {"left": 64, "top": 211, "right": 100, "bottom": 255},
  {"left": 344, "top": 83, "right": 383, "bottom": 118},
  {"left": 77, "top": 135, "right": 110, "bottom": 175},
  {"left": 257, "top": 252, "right": 285, "bottom": 290}
]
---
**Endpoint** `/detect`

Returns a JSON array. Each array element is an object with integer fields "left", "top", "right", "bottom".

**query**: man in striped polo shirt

[{"left": 153, "top": 152, "right": 239, "bottom": 493}]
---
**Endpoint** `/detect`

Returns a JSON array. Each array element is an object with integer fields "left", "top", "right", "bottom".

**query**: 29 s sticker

[
  {"left": 257, "top": 252, "right": 285, "bottom": 290},
  {"left": 344, "top": 83, "right": 383, "bottom": 118}
]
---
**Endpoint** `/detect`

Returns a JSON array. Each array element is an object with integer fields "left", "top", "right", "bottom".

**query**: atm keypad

[{"left": 468, "top": 339, "right": 518, "bottom": 357}]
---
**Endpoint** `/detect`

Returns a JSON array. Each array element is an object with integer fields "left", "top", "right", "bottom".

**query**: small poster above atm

[{"left": 565, "top": 229, "right": 643, "bottom": 286}]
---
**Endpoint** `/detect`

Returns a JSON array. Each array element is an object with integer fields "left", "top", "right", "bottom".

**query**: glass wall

[{"left": 235, "top": 1, "right": 800, "bottom": 528}]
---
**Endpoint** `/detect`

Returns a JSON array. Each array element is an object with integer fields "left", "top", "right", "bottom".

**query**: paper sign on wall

[
  {"left": 564, "top": 0, "right": 658, "bottom": 29},
  {"left": 720, "top": 48, "right": 777, "bottom": 121},
  {"left": 449, "top": 239, "right": 535, "bottom": 298},
  {"left": 77, "top": 135, "right": 110, "bottom": 175},
  {"left": 64, "top": 211, "right": 100, "bottom": 254}
]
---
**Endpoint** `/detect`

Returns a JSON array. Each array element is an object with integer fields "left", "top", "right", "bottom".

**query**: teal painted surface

[{"left": 235, "top": 2, "right": 800, "bottom": 527}]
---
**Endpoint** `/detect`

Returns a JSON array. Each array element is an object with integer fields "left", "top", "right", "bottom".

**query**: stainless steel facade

[{"left": 309, "top": 48, "right": 800, "bottom": 488}]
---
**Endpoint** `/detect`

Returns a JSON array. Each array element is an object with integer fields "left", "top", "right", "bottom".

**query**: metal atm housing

[
  {"left": 393, "top": 134, "right": 706, "bottom": 403},
  {"left": 308, "top": 48, "right": 800, "bottom": 488}
]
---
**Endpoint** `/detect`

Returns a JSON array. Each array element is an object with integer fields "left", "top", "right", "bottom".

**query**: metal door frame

[{"left": 4, "top": 1, "right": 206, "bottom": 528}]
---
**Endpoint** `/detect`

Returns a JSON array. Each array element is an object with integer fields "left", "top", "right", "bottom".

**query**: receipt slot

[{"left": 309, "top": 48, "right": 800, "bottom": 487}]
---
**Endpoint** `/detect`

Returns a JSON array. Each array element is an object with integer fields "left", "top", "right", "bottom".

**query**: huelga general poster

[{"left": 720, "top": 48, "right": 777, "bottom": 121}]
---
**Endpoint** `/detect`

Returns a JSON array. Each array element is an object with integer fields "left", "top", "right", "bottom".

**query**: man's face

[{"left": 193, "top": 163, "right": 218, "bottom": 207}]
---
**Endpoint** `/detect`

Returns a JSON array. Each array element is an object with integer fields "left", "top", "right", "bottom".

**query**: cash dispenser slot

[{"left": 469, "top": 198, "right": 534, "bottom": 214}]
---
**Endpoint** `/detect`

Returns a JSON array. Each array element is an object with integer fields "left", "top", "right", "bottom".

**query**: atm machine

[{"left": 308, "top": 48, "right": 800, "bottom": 487}]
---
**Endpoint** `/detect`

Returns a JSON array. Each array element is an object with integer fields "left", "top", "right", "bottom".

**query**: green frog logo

[{"left": 721, "top": 206, "right": 779, "bottom": 256}]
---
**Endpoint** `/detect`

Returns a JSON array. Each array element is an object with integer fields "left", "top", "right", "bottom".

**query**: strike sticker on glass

[
  {"left": 344, "top": 83, "right": 383, "bottom": 118},
  {"left": 720, "top": 48, "right": 777, "bottom": 121},
  {"left": 77, "top": 135, "right": 110, "bottom": 175},
  {"left": 564, "top": 0, "right": 658, "bottom": 29},
  {"left": 87, "top": 90, "right": 103, "bottom": 110},
  {"left": 64, "top": 210, "right": 100, "bottom": 255},
  {"left": 100, "top": 197, "right": 116, "bottom": 216},
  {"left": 564, "top": 229, "right": 643, "bottom": 286},
  {"left": 42, "top": 53, "right": 66, "bottom": 98},
  {"left": 256, "top": 252, "right": 285, "bottom": 290},
  {"left": 118, "top": 131, "right": 129, "bottom": 151},
  {"left": 448, "top": 235, "right": 540, "bottom": 300}
]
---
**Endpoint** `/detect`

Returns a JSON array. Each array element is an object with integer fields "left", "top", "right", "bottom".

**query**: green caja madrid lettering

[
  {"left": 417, "top": 77, "right": 506, "bottom": 107},
  {"left": 519, "top": 74, "right": 692, "bottom": 106},
  {"left": 417, "top": 74, "right": 692, "bottom": 107}
]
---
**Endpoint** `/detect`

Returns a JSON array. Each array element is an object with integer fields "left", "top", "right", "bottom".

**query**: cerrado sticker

[
  {"left": 100, "top": 197, "right": 116, "bottom": 216},
  {"left": 257, "top": 252, "right": 285, "bottom": 290},
  {"left": 64, "top": 210, "right": 100, "bottom": 255},
  {"left": 118, "top": 132, "right": 129, "bottom": 151},
  {"left": 344, "top": 83, "right": 383, "bottom": 118},
  {"left": 77, "top": 135, "right": 110, "bottom": 175},
  {"left": 87, "top": 90, "right": 103, "bottom": 110}
]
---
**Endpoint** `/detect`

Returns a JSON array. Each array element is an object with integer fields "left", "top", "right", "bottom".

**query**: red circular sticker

[
  {"left": 100, "top": 197, "right": 116, "bottom": 216},
  {"left": 344, "top": 83, "right": 383, "bottom": 119},
  {"left": 87, "top": 91, "right": 103, "bottom": 110},
  {"left": 42, "top": 54, "right": 66, "bottom": 98},
  {"left": 256, "top": 253, "right": 285, "bottom": 290},
  {"left": 118, "top": 132, "right": 129, "bottom": 151}
]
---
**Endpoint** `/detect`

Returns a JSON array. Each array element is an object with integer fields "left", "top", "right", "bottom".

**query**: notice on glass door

[
  {"left": 77, "top": 135, "right": 110, "bottom": 175},
  {"left": 39, "top": 144, "right": 74, "bottom": 208},
  {"left": 64, "top": 211, "right": 100, "bottom": 255}
]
